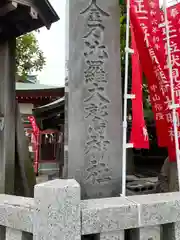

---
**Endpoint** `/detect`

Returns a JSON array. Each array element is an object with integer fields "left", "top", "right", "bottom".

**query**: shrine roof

[
  {"left": 16, "top": 82, "right": 63, "bottom": 91},
  {"left": 16, "top": 82, "right": 64, "bottom": 99},
  {"left": 34, "top": 97, "right": 64, "bottom": 112},
  {"left": 33, "top": 97, "right": 64, "bottom": 130}
]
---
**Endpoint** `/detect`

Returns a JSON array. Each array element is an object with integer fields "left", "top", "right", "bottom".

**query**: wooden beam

[
  {"left": 0, "top": 1, "right": 17, "bottom": 16},
  {"left": 11, "top": 0, "right": 49, "bottom": 26},
  {"left": 10, "top": 0, "right": 34, "bottom": 7},
  {"left": 30, "top": 7, "right": 38, "bottom": 19},
  {"left": 4, "top": 1, "right": 38, "bottom": 21}
]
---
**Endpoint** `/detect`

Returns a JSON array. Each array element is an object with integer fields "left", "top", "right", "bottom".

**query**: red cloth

[{"left": 130, "top": 26, "right": 149, "bottom": 148}]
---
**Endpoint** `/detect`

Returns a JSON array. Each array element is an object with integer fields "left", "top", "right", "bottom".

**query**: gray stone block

[
  {"left": 67, "top": 0, "right": 122, "bottom": 199},
  {"left": 0, "top": 195, "right": 33, "bottom": 233},
  {"left": 81, "top": 197, "right": 138, "bottom": 235},
  {"left": 127, "top": 192, "right": 180, "bottom": 226},
  {"left": 6, "top": 228, "right": 23, "bottom": 240},
  {"left": 129, "top": 226, "right": 161, "bottom": 240},
  {"left": 163, "top": 222, "right": 180, "bottom": 240},
  {"left": 100, "top": 231, "right": 124, "bottom": 240},
  {"left": 34, "top": 179, "right": 81, "bottom": 240},
  {"left": 173, "top": 222, "right": 180, "bottom": 240}
]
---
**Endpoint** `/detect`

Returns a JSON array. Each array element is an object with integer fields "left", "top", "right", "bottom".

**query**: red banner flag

[
  {"left": 130, "top": 26, "right": 149, "bottom": 148},
  {"left": 130, "top": 0, "right": 180, "bottom": 161},
  {"left": 149, "top": 3, "right": 180, "bottom": 161},
  {"left": 130, "top": 0, "right": 169, "bottom": 148},
  {"left": 28, "top": 115, "right": 40, "bottom": 173}
]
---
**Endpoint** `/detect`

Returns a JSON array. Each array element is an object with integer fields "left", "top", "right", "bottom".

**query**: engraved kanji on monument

[{"left": 67, "top": 0, "right": 122, "bottom": 199}]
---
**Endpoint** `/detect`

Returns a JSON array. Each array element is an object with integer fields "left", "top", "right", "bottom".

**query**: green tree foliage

[{"left": 16, "top": 32, "right": 46, "bottom": 78}]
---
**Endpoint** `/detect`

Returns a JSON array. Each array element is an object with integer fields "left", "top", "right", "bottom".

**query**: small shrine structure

[
  {"left": 15, "top": 82, "right": 64, "bottom": 175},
  {"left": 32, "top": 97, "right": 64, "bottom": 175}
]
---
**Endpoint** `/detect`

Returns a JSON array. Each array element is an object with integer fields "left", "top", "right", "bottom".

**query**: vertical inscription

[{"left": 80, "top": 0, "right": 112, "bottom": 185}]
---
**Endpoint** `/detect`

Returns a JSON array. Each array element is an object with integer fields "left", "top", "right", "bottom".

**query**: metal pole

[
  {"left": 163, "top": 0, "right": 180, "bottom": 189},
  {"left": 122, "top": 0, "right": 131, "bottom": 196}
]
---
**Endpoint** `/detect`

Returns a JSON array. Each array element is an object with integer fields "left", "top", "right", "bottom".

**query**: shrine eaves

[{"left": 0, "top": 0, "right": 59, "bottom": 40}]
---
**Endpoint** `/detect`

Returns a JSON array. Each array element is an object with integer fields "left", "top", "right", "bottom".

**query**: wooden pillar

[
  {"left": 15, "top": 103, "right": 36, "bottom": 197},
  {"left": 0, "top": 39, "right": 16, "bottom": 194},
  {"left": 0, "top": 39, "right": 16, "bottom": 240},
  {"left": 0, "top": 39, "right": 35, "bottom": 198}
]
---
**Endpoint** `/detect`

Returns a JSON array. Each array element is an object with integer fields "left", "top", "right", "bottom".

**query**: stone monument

[{"left": 66, "top": 0, "right": 122, "bottom": 199}]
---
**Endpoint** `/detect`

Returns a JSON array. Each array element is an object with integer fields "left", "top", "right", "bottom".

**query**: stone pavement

[{"left": 36, "top": 174, "right": 49, "bottom": 184}]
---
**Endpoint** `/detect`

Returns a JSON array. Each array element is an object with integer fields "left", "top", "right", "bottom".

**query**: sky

[
  {"left": 35, "top": 0, "right": 66, "bottom": 87},
  {"left": 35, "top": 0, "right": 179, "bottom": 87}
]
